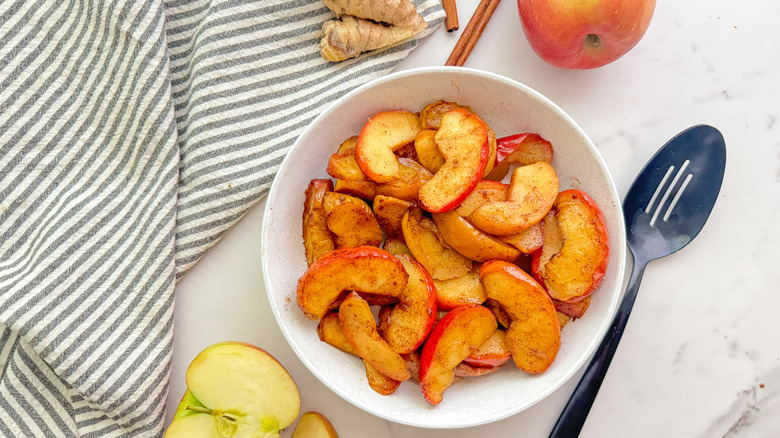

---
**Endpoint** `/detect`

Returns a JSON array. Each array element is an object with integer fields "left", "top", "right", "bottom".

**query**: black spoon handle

[{"left": 549, "top": 258, "right": 648, "bottom": 438}]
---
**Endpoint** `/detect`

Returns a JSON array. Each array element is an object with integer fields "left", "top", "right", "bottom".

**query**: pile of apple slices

[{"left": 298, "top": 101, "right": 610, "bottom": 405}]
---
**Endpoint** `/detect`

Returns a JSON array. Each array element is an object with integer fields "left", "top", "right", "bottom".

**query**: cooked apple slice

[
  {"left": 554, "top": 296, "right": 591, "bottom": 319},
  {"left": 297, "top": 246, "right": 407, "bottom": 320},
  {"left": 375, "top": 157, "right": 432, "bottom": 202},
  {"left": 373, "top": 195, "right": 414, "bottom": 237},
  {"left": 164, "top": 342, "right": 300, "bottom": 438},
  {"left": 383, "top": 237, "right": 412, "bottom": 256},
  {"left": 482, "top": 123, "right": 497, "bottom": 178},
  {"left": 557, "top": 311, "right": 570, "bottom": 329},
  {"left": 419, "top": 100, "right": 470, "bottom": 130},
  {"left": 355, "top": 110, "right": 421, "bottom": 183},
  {"left": 495, "top": 133, "right": 553, "bottom": 165},
  {"left": 401, "top": 206, "right": 472, "bottom": 280},
  {"left": 453, "top": 362, "right": 502, "bottom": 377},
  {"left": 339, "top": 292, "right": 411, "bottom": 381},
  {"left": 414, "top": 129, "right": 444, "bottom": 173},
  {"left": 291, "top": 412, "right": 339, "bottom": 438},
  {"left": 326, "top": 139, "right": 366, "bottom": 181},
  {"left": 483, "top": 298, "right": 513, "bottom": 329},
  {"left": 363, "top": 360, "right": 401, "bottom": 395},
  {"left": 317, "top": 313, "right": 356, "bottom": 354},
  {"left": 534, "top": 189, "right": 609, "bottom": 302},
  {"left": 322, "top": 192, "right": 383, "bottom": 248},
  {"left": 303, "top": 179, "right": 336, "bottom": 266},
  {"left": 432, "top": 210, "right": 521, "bottom": 262},
  {"left": 454, "top": 180, "right": 508, "bottom": 217},
  {"left": 462, "top": 328, "right": 511, "bottom": 368},
  {"left": 432, "top": 270, "right": 486, "bottom": 310},
  {"left": 499, "top": 222, "right": 544, "bottom": 254},
  {"left": 418, "top": 109, "right": 490, "bottom": 213},
  {"left": 469, "top": 161, "right": 559, "bottom": 235},
  {"left": 419, "top": 305, "right": 497, "bottom": 405},
  {"left": 332, "top": 178, "right": 377, "bottom": 200},
  {"left": 480, "top": 260, "right": 561, "bottom": 374},
  {"left": 377, "top": 254, "right": 437, "bottom": 354},
  {"left": 484, "top": 158, "right": 510, "bottom": 181}
]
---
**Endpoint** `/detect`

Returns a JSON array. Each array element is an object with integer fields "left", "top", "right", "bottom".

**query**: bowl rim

[{"left": 261, "top": 66, "right": 627, "bottom": 428}]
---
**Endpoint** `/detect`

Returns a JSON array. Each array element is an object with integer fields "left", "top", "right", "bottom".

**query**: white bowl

[{"left": 261, "top": 67, "right": 626, "bottom": 428}]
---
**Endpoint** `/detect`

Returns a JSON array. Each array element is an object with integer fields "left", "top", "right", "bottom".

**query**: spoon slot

[{"left": 648, "top": 159, "right": 691, "bottom": 227}]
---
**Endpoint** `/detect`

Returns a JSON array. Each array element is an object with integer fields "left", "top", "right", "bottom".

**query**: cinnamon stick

[
  {"left": 442, "top": 0, "right": 459, "bottom": 32},
  {"left": 445, "top": 0, "right": 501, "bottom": 66}
]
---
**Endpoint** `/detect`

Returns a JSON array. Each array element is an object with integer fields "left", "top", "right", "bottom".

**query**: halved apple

[
  {"left": 291, "top": 412, "right": 339, "bottom": 438},
  {"left": 414, "top": 129, "right": 444, "bottom": 173},
  {"left": 419, "top": 305, "right": 497, "bottom": 404},
  {"left": 432, "top": 270, "right": 486, "bottom": 310},
  {"left": 303, "top": 179, "right": 335, "bottom": 266},
  {"left": 418, "top": 109, "right": 490, "bottom": 213},
  {"left": 533, "top": 189, "right": 609, "bottom": 303},
  {"left": 495, "top": 133, "right": 553, "bottom": 165},
  {"left": 401, "top": 206, "right": 472, "bottom": 280},
  {"left": 432, "top": 210, "right": 521, "bottom": 262},
  {"left": 339, "top": 291, "right": 411, "bottom": 382},
  {"left": 297, "top": 246, "right": 408, "bottom": 320},
  {"left": 355, "top": 110, "right": 421, "bottom": 183},
  {"left": 469, "top": 161, "right": 559, "bottom": 235},
  {"left": 480, "top": 260, "right": 561, "bottom": 374},
  {"left": 377, "top": 254, "right": 437, "bottom": 354},
  {"left": 462, "top": 328, "right": 511, "bottom": 368},
  {"left": 323, "top": 192, "right": 383, "bottom": 248},
  {"left": 164, "top": 342, "right": 300, "bottom": 438}
]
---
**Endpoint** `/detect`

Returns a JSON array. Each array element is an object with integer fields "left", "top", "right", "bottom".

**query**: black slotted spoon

[{"left": 549, "top": 125, "right": 727, "bottom": 437}]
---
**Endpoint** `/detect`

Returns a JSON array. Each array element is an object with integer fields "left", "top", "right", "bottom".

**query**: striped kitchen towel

[{"left": 0, "top": 0, "right": 445, "bottom": 436}]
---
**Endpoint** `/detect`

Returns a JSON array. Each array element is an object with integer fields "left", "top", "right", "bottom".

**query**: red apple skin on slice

[
  {"left": 355, "top": 110, "right": 421, "bottom": 183},
  {"left": 495, "top": 133, "right": 553, "bottom": 165},
  {"left": 418, "top": 108, "right": 490, "bottom": 213},
  {"left": 339, "top": 292, "right": 411, "bottom": 382},
  {"left": 297, "top": 246, "right": 408, "bottom": 320},
  {"left": 480, "top": 260, "right": 561, "bottom": 374},
  {"left": 462, "top": 328, "right": 511, "bottom": 368},
  {"left": 419, "top": 305, "right": 497, "bottom": 405},
  {"left": 377, "top": 254, "right": 438, "bottom": 354},
  {"left": 534, "top": 189, "right": 609, "bottom": 303}
]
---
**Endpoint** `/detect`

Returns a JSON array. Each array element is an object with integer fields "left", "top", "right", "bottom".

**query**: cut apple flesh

[
  {"left": 401, "top": 207, "right": 472, "bottom": 280},
  {"left": 432, "top": 270, "right": 486, "bottom": 310},
  {"left": 291, "top": 411, "right": 340, "bottom": 438},
  {"left": 297, "top": 246, "right": 408, "bottom": 320},
  {"left": 165, "top": 342, "right": 300, "bottom": 438},
  {"left": 480, "top": 260, "right": 560, "bottom": 374},
  {"left": 377, "top": 254, "right": 437, "bottom": 354},
  {"left": 462, "top": 328, "right": 511, "bottom": 368},
  {"left": 418, "top": 108, "right": 490, "bottom": 213},
  {"left": 323, "top": 192, "right": 383, "bottom": 248},
  {"left": 419, "top": 305, "right": 497, "bottom": 404},
  {"left": 339, "top": 292, "right": 411, "bottom": 382},
  {"left": 536, "top": 189, "right": 609, "bottom": 302},
  {"left": 355, "top": 110, "right": 421, "bottom": 183},
  {"left": 454, "top": 180, "right": 508, "bottom": 217},
  {"left": 432, "top": 210, "right": 521, "bottom": 262}
]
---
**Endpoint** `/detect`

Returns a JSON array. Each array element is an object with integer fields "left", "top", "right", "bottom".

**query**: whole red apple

[{"left": 517, "top": 0, "right": 656, "bottom": 69}]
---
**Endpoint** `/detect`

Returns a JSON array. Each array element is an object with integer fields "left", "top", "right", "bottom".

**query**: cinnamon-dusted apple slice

[
  {"left": 401, "top": 206, "right": 472, "bottom": 280},
  {"left": 499, "top": 222, "right": 544, "bottom": 254},
  {"left": 383, "top": 237, "right": 412, "bottom": 256},
  {"left": 482, "top": 123, "right": 498, "bottom": 178},
  {"left": 323, "top": 192, "right": 383, "bottom": 248},
  {"left": 355, "top": 110, "right": 421, "bottom": 183},
  {"left": 375, "top": 157, "right": 432, "bottom": 202},
  {"left": 164, "top": 342, "right": 300, "bottom": 438},
  {"left": 432, "top": 210, "right": 521, "bottom": 262},
  {"left": 303, "top": 179, "right": 336, "bottom": 266},
  {"left": 333, "top": 178, "right": 377, "bottom": 200},
  {"left": 418, "top": 109, "right": 490, "bottom": 213},
  {"left": 419, "top": 305, "right": 497, "bottom": 405},
  {"left": 462, "top": 328, "right": 511, "bottom": 368},
  {"left": 557, "top": 311, "right": 570, "bottom": 329},
  {"left": 495, "top": 133, "right": 554, "bottom": 165},
  {"left": 363, "top": 360, "right": 402, "bottom": 395},
  {"left": 453, "top": 362, "right": 502, "bottom": 377},
  {"left": 414, "top": 129, "right": 444, "bottom": 174},
  {"left": 291, "top": 411, "right": 340, "bottom": 438},
  {"left": 454, "top": 180, "right": 508, "bottom": 217},
  {"left": 554, "top": 296, "right": 591, "bottom": 319},
  {"left": 377, "top": 254, "right": 437, "bottom": 354},
  {"left": 480, "top": 260, "right": 560, "bottom": 374},
  {"left": 297, "top": 246, "right": 407, "bottom": 320},
  {"left": 419, "top": 100, "right": 470, "bottom": 130},
  {"left": 432, "top": 270, "right": 486, "bottom": 310},
  {"left": 533, "top": 189, "right": 609, "bottom": 302},
  {"left": 326, "top": 137, "right": 364, "bottom": 181},
  {"left": 469, "top": 161, "right": 559, "bottom": 235},
  {"left": 483, "top": 298, "right": 513, "bottom": 329},
  {"left": 339, "top": 292, "right": 411, "bottom": 382}
]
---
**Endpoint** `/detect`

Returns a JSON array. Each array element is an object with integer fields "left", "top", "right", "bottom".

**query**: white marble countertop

[{"left": 166, "top": 0, "right": 780, "bottom": 436}]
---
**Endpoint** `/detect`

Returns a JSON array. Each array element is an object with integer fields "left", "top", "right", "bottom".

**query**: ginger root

[{"left": 319, "top": 0, "right": 427, "bottom": 62}]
